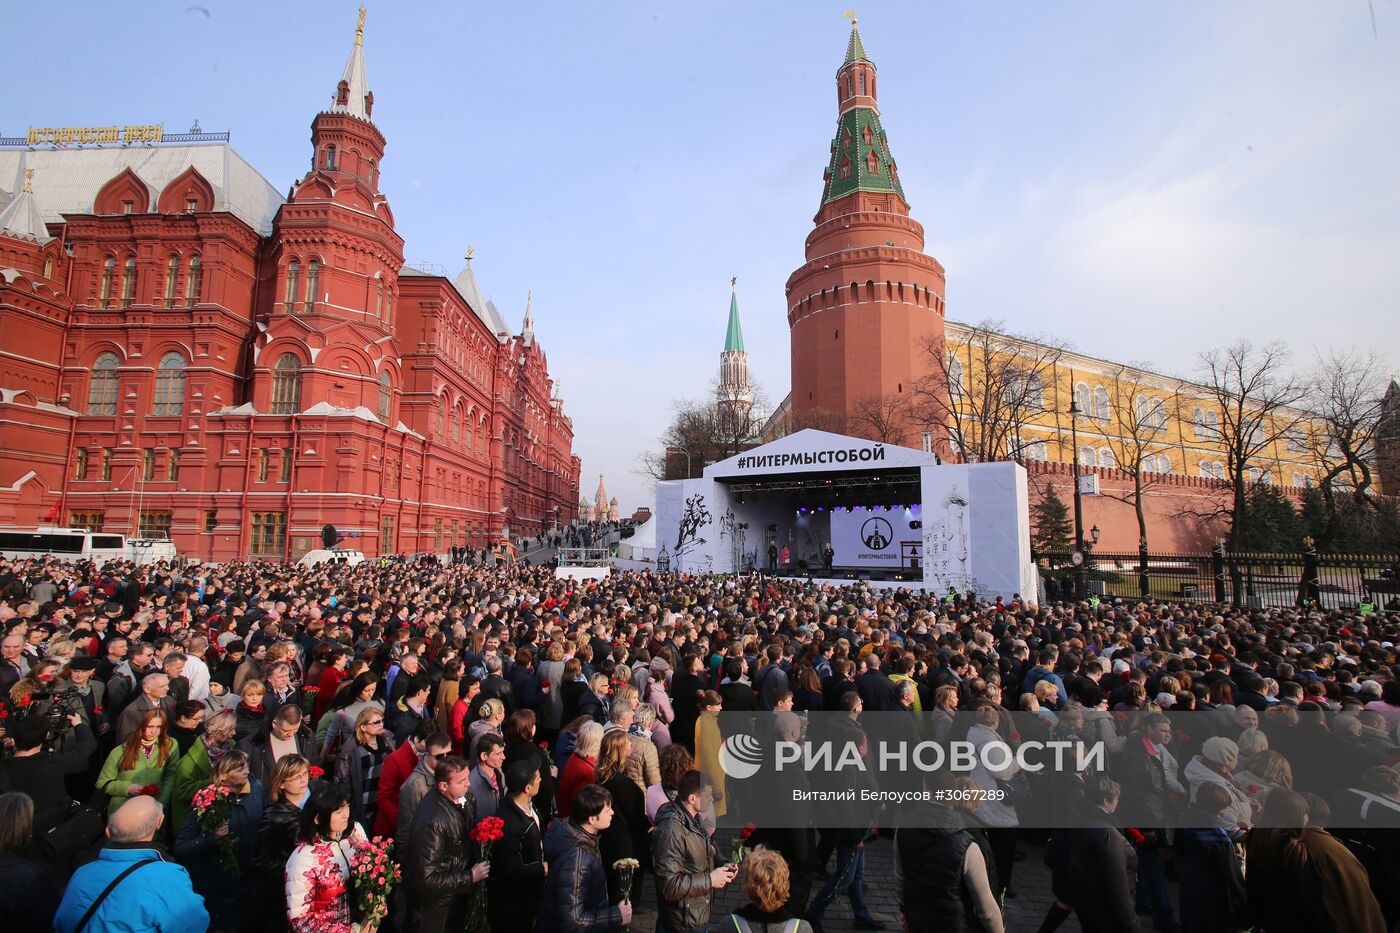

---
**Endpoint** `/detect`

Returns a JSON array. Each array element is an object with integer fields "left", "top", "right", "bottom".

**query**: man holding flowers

[{"left": 403, "top": 755, "right": 489, "bottom": 933}]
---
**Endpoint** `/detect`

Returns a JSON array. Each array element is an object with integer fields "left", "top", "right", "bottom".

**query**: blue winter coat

[{"left": 53, "top": 845, "right": 209, "bottom": 933}]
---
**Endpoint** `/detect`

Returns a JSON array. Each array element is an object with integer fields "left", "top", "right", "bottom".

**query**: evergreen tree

[
  {"left": 1031, "top": 484, "right": 1074, "bottom": 554},
  {"left": 1235, "top": 484, "right": 1302, "bottom": 551}
]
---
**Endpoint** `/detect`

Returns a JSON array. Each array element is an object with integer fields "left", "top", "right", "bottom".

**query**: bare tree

[
  {"left": 912, "top": 320, "right": 1067, "bottom": 464},
  {"left": 1097, "top": 365, "right": 1183, "bottom": 552},
  {"left": 1197, "top": 340, "right": 1306, "bottom": 548},
  {"left": 639, "top": 380, "right": 770, "bottom": 483},
  {"left": 1304, "top": 348, "right": 1391, "bottom": 525},
  {"left": 848, "top": 393, "right": 913, "bottom": 445}
]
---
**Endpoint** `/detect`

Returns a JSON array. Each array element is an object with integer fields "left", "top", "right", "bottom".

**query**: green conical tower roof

[
  {"left": 823, "top": 22, "right": 906, "bottom": 207},
  {"left": 724, "top": 286, "right": 745, "bottom": 353},
  {"left": 845, "top": 20, "right": 868, "bottom": 63}
]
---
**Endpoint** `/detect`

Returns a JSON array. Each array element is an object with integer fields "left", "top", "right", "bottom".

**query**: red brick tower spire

[
  {"left": 785, "top": 16, "right": 947, "bottom": 442},
  {"left": 254, "top": 5, "right": 404, "bottom": 415}
]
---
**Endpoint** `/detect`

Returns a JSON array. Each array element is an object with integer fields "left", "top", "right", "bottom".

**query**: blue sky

[{"left": 6, "top": 1, "right": 1397, "bottom": 515}]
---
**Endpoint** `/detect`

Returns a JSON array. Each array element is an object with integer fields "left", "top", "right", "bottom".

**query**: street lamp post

[{"left": 1069, "top": 401, "right": 1087, "bottom": 600}]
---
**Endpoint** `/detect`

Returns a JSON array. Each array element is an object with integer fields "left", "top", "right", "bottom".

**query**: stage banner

[
  {"left": 654, "top": 478, "right": 727, "bottom": 574},
  {"left": 831, "top": 505, "right": 922, "bottom": 569},
  {"left": 920, "top": 461, "right": 1034, "bottom": 600}
]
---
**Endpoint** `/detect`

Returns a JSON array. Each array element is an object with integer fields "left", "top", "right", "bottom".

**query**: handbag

[{"left": 40, "top": 801, "right": 104, "bottom": 860}]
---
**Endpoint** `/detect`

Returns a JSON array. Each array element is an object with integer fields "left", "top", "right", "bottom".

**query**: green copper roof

[
  {"left": 845, "top": 22, "right": 868, "bottom": 63},
  {"left": 822, "top": 107, "right": 906, "bottom": 205},
  {"left": 724, "top": 290, "right": 745, "bottom": 352}
]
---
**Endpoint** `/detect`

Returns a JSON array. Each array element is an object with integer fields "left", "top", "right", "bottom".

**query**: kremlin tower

[
  {"left": 785, "top": 17, "right": 948, "bottom": 443},
  {"left": 717, "top": 277, "right": 752, "bottom": 431}
]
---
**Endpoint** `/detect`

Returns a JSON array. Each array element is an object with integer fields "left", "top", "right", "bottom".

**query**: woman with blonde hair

[
  {"left": 597, "top": 730, "right": 650, "bottom": 904},
  {"left": 175, "top": 749, "right": 266, "bottom": 931},
  {"left": 577, "top": 671, "right": 610, "bottom": 724},
  {"left": 469, "top": 696, "right": 506, "bottom": 760},
  {"left": 557, "top": 720, "right": 603, "bottom": 817},
  {"left": 171, "top": 708, "right": 238, "bottom": 829},
  {"left": 1235, "top": 749, "right": 1293, "bottom": 813},
  {"left": 96, "top": 707, "right": 180, "bottom": 813},
  {"left": 334, "top": 705, "right": 393, "bottom": 829},
  {"left": 255, "top": 754, "right": 315, "bottom": 931},
  {"left": 723, "top": 846, "right": 816, "bottom": 932},
  {"left": 234, "top": 678, "right": 268, "bottom": 741}
]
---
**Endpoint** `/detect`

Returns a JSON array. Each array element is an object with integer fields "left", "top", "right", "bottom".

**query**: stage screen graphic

[{"left": 831, "top": 505, "right": 922, "bottom": 569}]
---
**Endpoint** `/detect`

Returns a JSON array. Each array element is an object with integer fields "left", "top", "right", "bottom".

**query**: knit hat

[{"left": 1202, "top": 736, "right": 1239, "bottom": 769}]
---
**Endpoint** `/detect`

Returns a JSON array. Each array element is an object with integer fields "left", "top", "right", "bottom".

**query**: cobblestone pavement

[{"left": 629, "top": 830, "right": 1180, "bottom": 932}]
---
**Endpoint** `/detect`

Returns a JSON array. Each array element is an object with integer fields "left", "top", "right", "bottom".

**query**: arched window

[
  {"left": 86, "top": 353, "right": 119, "bottom": 415},
  {"left": 184, "top": 254, "right": 201, "bottom": 306},
  {"left": 1194, "top": 408, "right": 1219, "bottom": 440},
  {"left": 1078, "top": 445, "right": 1095, "bottom": 467},
  {"left": 436, "top": 397, "right": 446, "bottom": 435},
  {"left": 285, "top": 261, "right": 301, "bottom": 313},
  {"left": 1025, "top": 373, "right": 1045, "bottom": 411},
  {"left": 375, "top": 280, "right": 385, "bottom": 319},
  {"left": 451, "top": 406, "right": 461, "bottom": 443},
  {"left": 163, "top": 255, "right": 179, "bottom": 307},
  {"left": 121, "top": 256, "right": 137, "bottom": 307},
  {"left": 1093, "top": 385, "right": 1110, "bottom": 420},
  {"left": 1073, "top": 381, "right": 1090, "bottom": 415},
  {"left": 1098, "top": 448, "right": 1116, "bottom": 469},
  {"left": 305, "top": 260, "right": 319, "bottom": 313},
  {"left": 270, "top": 354, "right": 302, "bottom": 414},
  {"left": 325, "top": 146, "right": 337, "bottom": 170},
  {"left": 152, "top": 352, "right": 187, "bottom": 416},
  {"left": 377, "top": 372, "right": 392, "bottom": 422},
  {"left": 948, "top": 354, "right": 964, "bottom": 397},
  {"left": 99, "top": 256, "right": 115, "bottom": 305}
]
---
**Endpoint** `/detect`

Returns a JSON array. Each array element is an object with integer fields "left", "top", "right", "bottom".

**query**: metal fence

[{"left": 1036, "top": 548, "right": 1400, "bottom": 609}]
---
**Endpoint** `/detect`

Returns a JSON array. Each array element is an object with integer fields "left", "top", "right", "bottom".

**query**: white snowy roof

[{"left": 0, "top": 141, "right": 284, "bottom": 236}]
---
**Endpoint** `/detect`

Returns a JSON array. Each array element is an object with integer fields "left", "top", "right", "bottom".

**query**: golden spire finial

[
  {"left": 844, "top": 9, "right": 857, "bottom": 26},
  {"left": 23, "top": 169, "right": 34, "bottom": 194},
  {"left": 355, "top": 6, "right": 366, "bottom": 46},
  {"left": 466, "top": 245, "right": 474, "bottom": 261}
]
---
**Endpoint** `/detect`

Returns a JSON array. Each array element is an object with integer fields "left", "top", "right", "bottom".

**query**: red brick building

[{"left": 0, "top": 16, "right": 580, "bottom": 560}]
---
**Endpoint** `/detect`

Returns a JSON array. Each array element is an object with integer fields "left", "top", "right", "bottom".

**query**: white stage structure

[{"left": 654, "top": 429, "right": 1035, "bottom": 601}]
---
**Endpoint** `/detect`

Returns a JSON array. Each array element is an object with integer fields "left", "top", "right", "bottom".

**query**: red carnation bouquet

[
  {"left": 137, "top": 783, "right": 159, "bottom": 797},
  {"left": 467, "top": 816, "right": 506, "bottom": 927},
  {"left": 190, "top": 783, "right": 239, "bottom": 877},
  {"left": 348, "top": 835, "right": 399, "bottom": 931},
  {"left": 308, "top": 765, "right": 325, "bottom": 779}
]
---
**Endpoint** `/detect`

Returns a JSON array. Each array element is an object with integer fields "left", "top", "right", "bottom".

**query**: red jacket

[
  {"left": 372, "top": 740, "right": 420, "bottom": 836},
  {"left": 555, "top": 753, "right": 597, "bottom": 819},
  {"left": 448, "top": 697, "right": 471, "bottom": 756},
  {"left": 313, "top": 666, "right": 347, "bottom": 723}
]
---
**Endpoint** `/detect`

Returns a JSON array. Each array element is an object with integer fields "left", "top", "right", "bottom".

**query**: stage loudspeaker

[{"left": 321, "top": 524, "right": 338, "bottom": 549}]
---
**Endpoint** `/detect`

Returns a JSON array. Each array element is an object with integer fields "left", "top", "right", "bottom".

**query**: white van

[
  {"left": 126, "top": 538, "right": 179, "bottom": 565},
  {"left": 0, "top": 526, "right": 126, "bottom": 562},
  {"left": 297, "top": 548, "right": 366, "bottom": 568}
]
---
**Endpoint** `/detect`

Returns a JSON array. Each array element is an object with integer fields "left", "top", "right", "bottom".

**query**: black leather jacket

[
  {"left": 405, "top": 789, "right": 479, "bottom": 906},
  {"left": 254, "top": 799, "right": 302, "bottom": 877}
]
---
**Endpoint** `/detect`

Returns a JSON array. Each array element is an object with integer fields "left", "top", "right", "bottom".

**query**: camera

[{"left": 24, "top": 684, "right": 86, "bottom": 753}]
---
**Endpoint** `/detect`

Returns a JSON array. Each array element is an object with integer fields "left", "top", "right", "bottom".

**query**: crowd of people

[{"left": 0, "top": 551, "right": 1396, "bottom": 933}]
